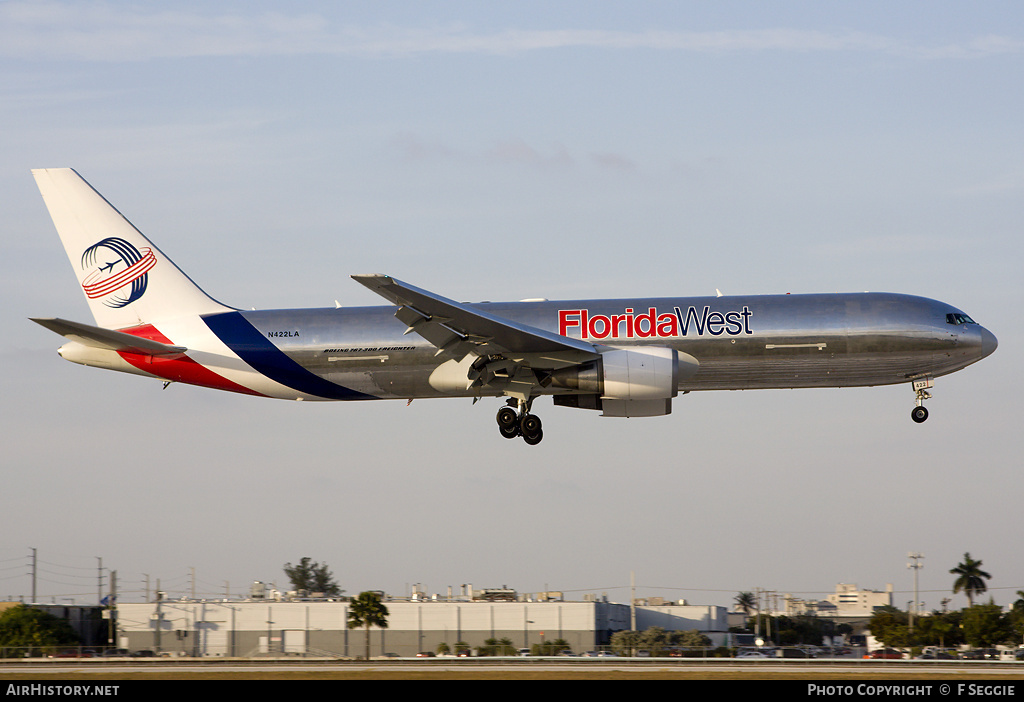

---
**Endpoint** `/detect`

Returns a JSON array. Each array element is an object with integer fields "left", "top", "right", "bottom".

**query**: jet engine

[{"left": 550, "top": 346, "right": 699, "bottom": 417}]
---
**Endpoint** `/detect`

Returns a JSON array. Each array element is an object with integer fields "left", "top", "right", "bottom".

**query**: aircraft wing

[
  {"left": 351, "top": 275, "right": 598, "bottom": 367},
  {"left": 31, "top": 317, "right": 187, "bottom": 356}
]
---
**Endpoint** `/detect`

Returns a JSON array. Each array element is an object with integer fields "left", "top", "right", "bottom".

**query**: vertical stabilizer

[{"left": 32, "top": 168, "right": 232, "bottom": 329}]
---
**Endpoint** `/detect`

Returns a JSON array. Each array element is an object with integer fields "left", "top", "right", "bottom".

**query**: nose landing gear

[
  {"left": 495, "top": 398, "right": 544, "bottom": 444},
  {"left": 911, "top": 378, "right": 933, "bottom": 423}
]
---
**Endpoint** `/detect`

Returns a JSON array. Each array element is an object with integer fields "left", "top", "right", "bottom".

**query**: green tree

[
  {"left": 962, "top": 602, "right": 1014, "bottom": 648},
  {"left": 913, "top": 611, "right": 963, "bottom": 649},
  {"left": 770, "top": 614, "right": 831, "bottom": 646},
  {"left": 750, "top": 614, "right": 831, "bottom": 646},
  {"left": 283, "top": 557, "right": 342, "bottom": 597},
  {"left": 950, "top": 552, "right": 991, "bottom": 607},
  {"left": 672, "top": 629, "right": 712, "bottom": 648},
  {"left": 611, "top": 627, "right": 711, "bottom": 656},
  {"left": 867, "top": 606, "right": 910, "bottom": 648},
  {"left": 609, "top": 629, "right": 641, "bottom": 656},
  {"left": 346, "top": 591, "right": 389, "bottom": 660},
  {"left": 0, "top": 605, "right": 79, "bottom": 655},
  {"left": 531, "top": 637, "right": 571, "bottom": 656},
  {"left": 1012, "top": 591, "right": 1024, "bottom": 612},
  {"left": 480, "top": 637, "right": 516, "bottom": 656},
  {"left": 1009, "top": 610, "right": 1024, "bottom": 644},
  {"left": 639, "top": 626, "right": 670, "bottom": 656}
]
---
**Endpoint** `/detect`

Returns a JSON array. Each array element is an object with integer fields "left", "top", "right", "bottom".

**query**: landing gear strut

[
  {"left": 495, "top": 398, "right": 544, "bottom": 444},
  {"left": 911, "top": 378, "right": 933, "bottom": 424}
]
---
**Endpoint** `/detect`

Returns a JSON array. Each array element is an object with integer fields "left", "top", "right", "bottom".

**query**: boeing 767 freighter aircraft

[{"left": 30, "top": 168, "right": 997, "bottom": 445}]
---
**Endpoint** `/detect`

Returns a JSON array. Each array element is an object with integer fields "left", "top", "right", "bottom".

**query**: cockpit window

[{"left": 946, "top": 313, "right": 977, "bottom": 325}]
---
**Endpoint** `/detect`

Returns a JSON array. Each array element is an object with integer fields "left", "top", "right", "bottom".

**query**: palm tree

[
  {"left": 1012, "top": 591, "right": 1024, "bottom": 612},
  {"left": 734, "top": 591, "right": 757, "bottom": 615},
  {"left": 950, "top": 552, "right": 992, "bottom": 607},
  {"left": 347, "top": 591, "right": 389, "bottom": 660}
]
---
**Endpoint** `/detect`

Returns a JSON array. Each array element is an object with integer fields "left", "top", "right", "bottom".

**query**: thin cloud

[
  {"left": 389, "top": 132, "right": 640, "bottom": 174},
  {"left": 487, "top": 138, "right": 574, "bottom": 170},
  {"left": 590, "top": 152, "right": 637, "bottom": 172},
  {"left": 390, "top": 132, "right": 460, "bottom": 163},
  {"left": 2, "top": 3, "right": 1020, "bottom": 61}
]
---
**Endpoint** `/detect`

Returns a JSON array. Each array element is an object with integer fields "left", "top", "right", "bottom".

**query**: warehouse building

[{"left": 114, "top": 592, "right": 728, "bottom": 657}]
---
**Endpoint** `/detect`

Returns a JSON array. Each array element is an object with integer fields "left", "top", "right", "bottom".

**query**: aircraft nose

[{"left": 979, "top": 327, "right": 998, "bottom": 359}]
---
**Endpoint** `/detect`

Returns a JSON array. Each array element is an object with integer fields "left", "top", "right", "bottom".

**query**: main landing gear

[
  {"left": 910, "top": 377, "right": 933, "bottom": 424},
  {"left": 496, "top": 398, "right": 544, "bottom": 445}
]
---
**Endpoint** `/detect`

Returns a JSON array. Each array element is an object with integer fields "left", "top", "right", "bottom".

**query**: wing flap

[{"left": 31, "top": 317, "right": 187, "bottom": 356}]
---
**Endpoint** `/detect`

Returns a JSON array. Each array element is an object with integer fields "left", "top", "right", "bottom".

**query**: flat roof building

[{"left": 114, "top": 597, "right": 729, "bottom": 657}]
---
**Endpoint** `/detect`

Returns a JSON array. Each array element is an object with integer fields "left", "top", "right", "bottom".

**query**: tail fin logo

[{"left": 80, "top": 237, "right": 157, "bottom": 309}]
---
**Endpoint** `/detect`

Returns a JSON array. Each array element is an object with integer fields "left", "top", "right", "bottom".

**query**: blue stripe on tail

[{"left": 202, "top": 311, "right": 376, "bottom": 400}]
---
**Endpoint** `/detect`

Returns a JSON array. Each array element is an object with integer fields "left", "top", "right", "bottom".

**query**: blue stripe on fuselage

[{"left": 202, "top": 311, "right": 376, "bottom": 400}]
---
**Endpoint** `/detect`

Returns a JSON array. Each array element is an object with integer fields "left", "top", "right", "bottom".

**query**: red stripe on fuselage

[{"left": 116, "top": 324, "right": 266, "bottom": 397}]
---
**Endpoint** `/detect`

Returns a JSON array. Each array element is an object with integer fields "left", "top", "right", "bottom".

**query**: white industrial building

[
  {"left": 824, "top": 583, "right": 894, "bottom": 616},
  {"left": 114, "top": 594, "right": 729, "bottom": 657}
]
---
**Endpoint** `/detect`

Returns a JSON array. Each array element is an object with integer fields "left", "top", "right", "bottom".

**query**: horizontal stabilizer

[{"left": 30, "top": 317, "right": 187, "bottom": 355}]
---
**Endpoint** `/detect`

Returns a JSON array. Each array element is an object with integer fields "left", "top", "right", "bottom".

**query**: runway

[{"left": 3, "top": 658, "right": 1024, "bottom": 680}]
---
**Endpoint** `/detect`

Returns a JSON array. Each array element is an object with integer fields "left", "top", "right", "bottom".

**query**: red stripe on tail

[{"left": 117, "top": 324, "right": 266, "bottom": 397}]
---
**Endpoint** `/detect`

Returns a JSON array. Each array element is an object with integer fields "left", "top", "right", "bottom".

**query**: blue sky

[{"left": 2, "top": 2, "right": 1021, "bottom": 612}]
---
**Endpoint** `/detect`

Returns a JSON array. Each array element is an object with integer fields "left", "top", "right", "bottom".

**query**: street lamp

[{"left": 907, "top": 552, "right": 924, "bottom": 632}]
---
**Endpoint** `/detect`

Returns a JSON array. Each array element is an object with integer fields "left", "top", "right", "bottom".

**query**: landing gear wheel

[
  {"left": 496, "top": 399, "right": 544, "bottom": 444},
  {"left": 520, "top": 414, "right": 543, "bottom": 444},
  {"left": 910, "top": 378, "right": 933, "bottom": 425},
  {"left": 523, "top": 429, "right": 544, "bottom": 445},
  {"left": 496, "top": 406, "right": 518, "bottom": 430},
  {"left": 496, "top": 405, "right": 521, "bottom": 438},
  {"left": 520, "top": 413, "right": 542, "bottom": 438}
]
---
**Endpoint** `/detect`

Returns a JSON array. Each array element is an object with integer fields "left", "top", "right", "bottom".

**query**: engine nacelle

[
  {"left": 550, "top": 346, "right": 699, "bottom": 416},
  {"left": 601, "top": 347, "right": 679, "bottom": 401}
]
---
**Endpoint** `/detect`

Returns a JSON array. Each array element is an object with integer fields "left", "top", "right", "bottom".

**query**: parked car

[{"left": 866, "top": 648, "right": 903, "bottom": 659}]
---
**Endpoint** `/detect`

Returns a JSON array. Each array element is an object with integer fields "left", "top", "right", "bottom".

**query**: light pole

[{"left": 907, "top": 552, "right": 924, "bottom": 632}]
